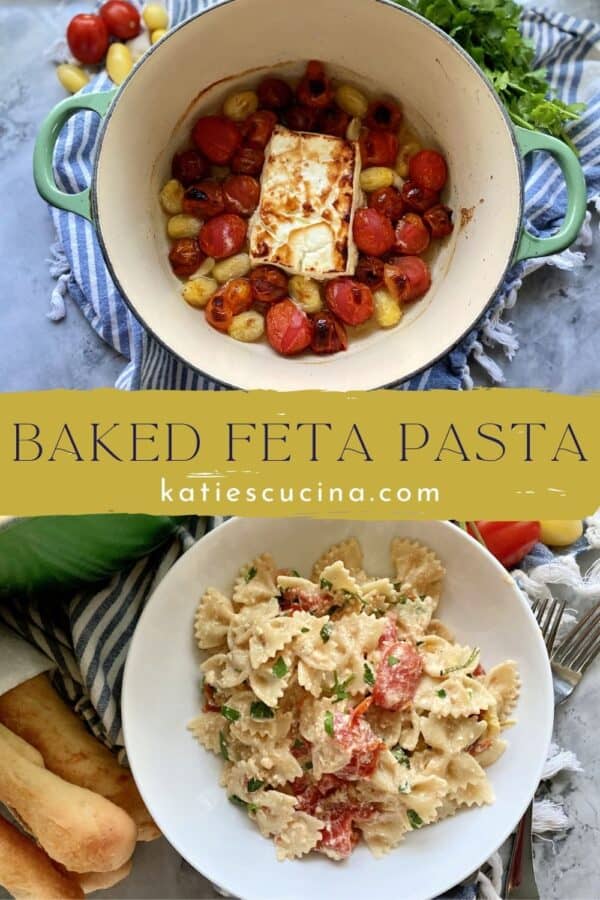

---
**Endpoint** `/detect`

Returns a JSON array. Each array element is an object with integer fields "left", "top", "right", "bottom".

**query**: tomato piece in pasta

[
  {"left": 334, "top": 712, "right": 384, "bottom": 780},
  {"left": 318, "top": 806, "right": 360, "bottom": 860},
  {"left": 278, "top": 587, "right": 333, "bottom": 616},
  {"left": 378, "top": 616, "right": 399, "bottom": 649},
  {"left": 373, "top": 641, "right": 423, "bottom": 711}
]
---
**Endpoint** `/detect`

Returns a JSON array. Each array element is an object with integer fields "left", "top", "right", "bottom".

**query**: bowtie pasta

[{"left": 188, "top": 537, "right": 520, "bottom": 861}]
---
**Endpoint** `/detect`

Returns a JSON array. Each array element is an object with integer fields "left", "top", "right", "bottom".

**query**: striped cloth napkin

[{"left": 48, "top": 1, "right": 600, "bottom": 391}]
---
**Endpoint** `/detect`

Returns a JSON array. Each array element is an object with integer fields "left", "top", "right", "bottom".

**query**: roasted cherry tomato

[
  {"left": 325, "top": 277, "right": 374, "bottom": 326},
  {"left": 266, "top": 299, "right": 313, "bottom": 355},
  {"left": 99, "top": 0, "right": 140, "bottom": 39},
  {"left": 250, "top": 265, "right": 288, "bottom": 303},
  {"left": 182, "top": 180, "right": 225, "bottom": 218},
  {"left": 311, "top": 311, "right": 348, "bottom": 354},
  {"left": 352, "top": 208, "right": 395, "bottom": 257},
  {"left": 231, "top": 146, "right": 264, "bottom": 176},
  {"left": 66, "top": 14, "right": 109, "bottom": 65},
  {"left": 393, "top": 213, "right": 430, "bottom": 255},
  {"left": 279, "top": 586, "right": 332, "bottom": 616},
  {"left": 318, "top": 106, "right": 351, "bottom": 138},
  {"left": 367, "top": 186, "right": 404, "bottom": 223},
  {"left": 468, "top": 521, "right": 541, "bottom": 569},
  {"left": 192, "top": 115, "right": 241, "bottom": 165},
  {"left": 222, "top": 174, "right": 260, "bottom": 216},
  {"left": 401, "top": 180, "right": 439, "bottom": 213},
  {"left": 198, "top": 213, "right": 247, "bottom": 259},
  {"left": 409, "top": 149, "right": 448, "bottom": 192},
  {"left": 365, "top": 98, "right": 402, "bottom": 132},
  {"left": 242, "top": 110, "right": 278, "bottom": 149},
  {"left": 359, "top": 129, "right": 398, "bottom": 168},
  {"left": 257, "top": 77, "right": 293, "bottom": 110},
  {"left": 423, "top": 204, "right": 454, "bottom": 238},
  {"left": 205, "top": 293, "right": 233, "bottom": 333},
  {"left": 168, "top": 238, "right": 203, "bottom": 277},
  {"left": 283, "top": 105, "right": 319, "bottom": 132},
  {"left": 333, "top": 712, "right": 384, "bottom": 780},
  {"left": 171, "top": 149, "right": 208, "bottom": 186},
  {"left": 356, "top": 255, "right": 385, "bottom": 291},
  {"left": 384, "top": 256, "right": 431, "bottom": 303},
  {"left": 296, "top": 60, "right": 333, "bottom": 109},
  {"left": 373, "top": 640, "right": 423, "bottom": 711},
  {"left": 222, "top": 278, "right": 253, "bottom": 314}
]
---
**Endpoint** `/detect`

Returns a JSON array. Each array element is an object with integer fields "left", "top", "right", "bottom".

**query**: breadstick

[
  {"left": 76, "top": 859, "right": 132, "bottom": 894},
  {"left": 0, "top": 675, "right": 159, "bottom": 841},
  {"left": 0, "top": 814, "right": 83, "bottom": 899},
  {"left": 0, "top": 725, "right": 44, "bottom": 768},
  {"left": 0, "top": 732, "right": 136, "bottom": 874}
]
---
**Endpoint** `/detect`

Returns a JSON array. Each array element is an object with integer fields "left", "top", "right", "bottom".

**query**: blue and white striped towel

[{"left": 48, "top": 1, "right": 600, "bottom": 391}]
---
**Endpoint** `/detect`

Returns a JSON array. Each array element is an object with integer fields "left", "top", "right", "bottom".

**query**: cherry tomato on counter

[
  {"left": 409, "top": 149, "right": 448, "bottom": 192},
  {"left": 296, "top": 60, "right": 333, "bottom": 109},
  {"left": 393, "top": 213, "right": 430, "bottom": 255},
  {"left": 222, "top": 174, "right": 260, "bottom": 216},
  {"left": 192, "top": 115, "right": 241, "bottom": 165},
  {"left": 368, "top": 186, "right": 404, "bottom": 223},
  {"left": 250, "top": 265, "right": 288, "bottom": 303},
  {"left": 310, "top": 311, "right": 348, "bottom": 354},
  {"left": 468, "top": 521, "right": 541, "bottom": 569},
  {"left": 359, "top": 130, "right": 398, "bottom": 168},
  {"left": 242, "top": 110, "right": 278, "bottom": 149},
  {"left": 266, "top": 299, "right": 313, "bottom": 355},
  {"left": 257, "top": 77, "right": 293, "bottom": 110},
  {"left": 401, "top": 180, "right": 439, "bottom": 213},
  {"left": 325, "top": 278, "right": 374, "bottom": 326},
  {"left": 365, "top": 98, "right": 402, "bottom": 132},
  {"left": 231, "top": 146, "right": 264, "bottom": 176},
  {"left": 384, "top": 256, "right": 431, "bottom": 303},
  {"left": 67, "top": 14, "right": 109, "bottom": 65},
  {"left": 182, "top": 180, "right": 225, "bottom": 218},
  {"left": 198, "top": 213, "right": 247, "bottom": 258},
  {"left": 171, "top": 149, "right": 208, "bottom": 186},
  {"left": 353, "top": 208, "right": 395, "bottom": 257},
  {"left": 355, "top": 255, "right": 385, "bottom": 291},
  {"left": 168, "top": 238, "right": 203, "bottom": 277},
  {"left": 423, "top": 204, "right": 454, "bottom": 238},
  {"left": 99, "top": 0, "right": 141, "bottom": 40}
]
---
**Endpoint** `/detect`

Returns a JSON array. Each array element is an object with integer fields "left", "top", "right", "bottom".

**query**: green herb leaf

[
  {"left": 436, "top": 688, "right": 447, "bottom": 698},
  {"left": 391, "top": 746, "right": 410, "bottom": 767},
  {"left": 219, "top": 731, "right": 229, "bottom": 761},
  {"left": 398, "top": 782, "right": 410, "bottom": 794},
  {"left": 388, "top": 655, "right": 400, "bottom": 667},
  {"left": 303, "top": 761, "right": 314, "bottom": 771},
  {"left": 221, "top": 705, "right": 240, "bottom": 722},
  {"left": 229, "top": 795, "right": 258, "bottom": 814},
  {"left": 320, "top": 578, "right": 333, "bottom": 591},
  {"left": 250, "top": 701, "right": 275, "bottom": 720},
  {"left": 272, "top": 657, "right": 288, "bottom": 678},
  {"left": 324, "top": 710, "right": 334, "bottom": 737},
  {"left": 292, "top": 738, "right": 306, "bottom": 751},
  {"left": 363, "top": 662, "right": 375, "bottom": 686},
  {"left": 301, "top": 627, "right": 310, "bottom": 633},
  {"left": 247, "top": 778, "right": 265, "bottom": 793},
  {"left": 245, "top": 566, "right": 257, "bottom": 582},
  {"left": 442, "top": 647, "right": 479, "bottom": 676},
  {"left": 331, "top": 671, "right": 354, "bottom": 703},
  {"left": 407, "top": 809, "right": 423, "bottom": 829},
  {"left": 320, "top": 622, "right": 333, "bottom": 643}
]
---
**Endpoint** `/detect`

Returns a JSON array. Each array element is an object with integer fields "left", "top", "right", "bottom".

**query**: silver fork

[
  {"left": 504, "top": 595, "right": 566, "bottom": 899},
  {"left": 551, "top": 600, "right": 600, "bottom": 704}
]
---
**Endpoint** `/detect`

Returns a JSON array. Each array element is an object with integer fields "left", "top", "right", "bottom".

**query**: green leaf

[
  {"left": 407, "top": 809, "right": 423, "bottom": 829},
  {"left": 391, "top": 746, "right": 410, "bottom": 767},
  {"left": 219, "top": 731, "right": 229, "bottom": 761},
  {"left": 247, "top": 778, "right": 265, "bottom": 793},
  {"left": 272, "top": 657, "right": 288, "bottom": 678},
  {"left": 320, "top": 578, "right": 333, "bottom": 591},
  {"left": 388, "top": 655, "right": 400, "bottom": 667},
  {"left": 320, "top": 622, "right": 333, "bottom": 643},
  {"left": 324, "top": 710, "right": 334, "bottom": 737},
  {"left": 301, "top": 627, "right": 310, "bottom": 633},
  {"left": 245, "top": 566, "right": 257, "bottom": 583},
  {"left": 436, "top": 689, "right": 447, "bottom": 698},
  {"left": 230, "top": 795, "right": 258, "bottom": 814},
  {"left": 250, "top": 701, "right": 275, "bottom": 720},
  {"left": 303, "top": 760, "right": 314, "bottom": 771},
  {"left": 363, "top": 662, "right": 375, "bottom": 686},
  {"left": 221, "top": 705, "right": 240, "bottom": 722},
  {"left": 331, "top": 671, "right": 354, "bottom": 703}
]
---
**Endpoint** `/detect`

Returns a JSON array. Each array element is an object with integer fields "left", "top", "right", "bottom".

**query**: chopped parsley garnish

[
  {"left": 219, "top": 731, "right": 229, "bottom": 761},
  {"left": 388, "top": 655, "right": 400, "bottom": 667},
  {"left": 320, "top": 622, "right": 333, "bottom": 643},
  {"left": 292, "top": 738, "right": 305, "bottom": 751},
  {"left": 342, "top": 589, "right": 360, "bottom": 601},
  {"left": 331, "top": 671, "right": 354, "bottom": 703},
  {"left": 442, "top": 648, "right": 479, "bottom": 676},
  {"left": 247, "top": 778, "right": 264, "bottom": 793},
  {"left": 301, "top": 627, "right": 310, "bottom": 633},
  {"left": 393, "top": 582, "right": 403, "bottom": 592},
  {"left": 391, "top": 746, "right": 410, "bottom": 767},
  {"left": 363, "top": 662, "right": 375, "bottom": 686},
  {"left": 221, "top": 705, "right": 240, "bottom": 722},
  {"left": 229, "top": 795, "right": 258, "bottom": 814},
  {"left": 398, "top": 782, "right": 410, "bottom": 794},
  {"left": 436, "top": 689, "right": 447, "bottom": 699},
  {"left": 320, "top": 578, "right": 333, "bottom": 591},
  {"left": 245, "top": 566, "right": 257, "bottom": 582},
  {"left": 303, "top": 761, "right": 313, "bottom": 771},
  {"left": 324, "top": 710, "right": 334, "bottom": 737},
  {"left": 272, "top": 657, "right": 288, "bottom": 678},
  {"left": 250, "top": 701, "right": 274, "bottom": 720},
  {"left": 407, "top": 809, "right": 423, "bottom": 829}
]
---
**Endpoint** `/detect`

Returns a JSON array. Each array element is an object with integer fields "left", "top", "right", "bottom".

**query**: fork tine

[
  {"left": 545, "top": 598, "right": 566, "bottom": 654},
  {"left": 578, "top": 632, "right": 600, "bottom": 673},
  {"left": 531, "top": 598, "right": 540, "bottom": 616},
  {"left": 535, "top": 597, "right": 548, "bottom": 627},
  {"left": 564, "top": 611, "right": 600, "bottom": 671},
  {"left": 554, "top": 602, "right": 600, "bottom": 666}
]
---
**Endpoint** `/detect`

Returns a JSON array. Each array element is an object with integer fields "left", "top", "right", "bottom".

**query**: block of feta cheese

[{"left": 248, "top": 125, "right": 362, "bottom": 280}]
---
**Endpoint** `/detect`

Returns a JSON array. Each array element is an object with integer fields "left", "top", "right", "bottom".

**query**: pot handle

[
  {"left": 513, "top": 125, "right": 587, "bottom": 262},
  {"left": 33, "top": 89, "right": 117, "bottom": 222}
]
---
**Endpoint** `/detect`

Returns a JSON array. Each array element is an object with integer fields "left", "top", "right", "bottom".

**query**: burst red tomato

[
  {"left": 168, "top": 238, "right": 203, "bottom": 277},
  {"left": 192, "top": 115, "right": 241, "bottom": 165},
  {"left": 353, "top": 208, "right": 395, "bottom": 257},
  {"left": 333, "top": 712, "right": 384, "bottom": 780},
  {"left": 311, "top": 311, "right": 348, "bottom": 354},
  {"left": 468, "top": 521, "right": 541, "bottom": 569},
  {"left": 409, "top": 149, "right": 448, "bottom": 192},
  {"left": 368, "top": 186, "right": 404, "bottom": 222},
  {"left": 242, "top": 110, "right": 278, "bottom": 149},
  {"left": 317, "top": 808, "right": 360, "bottom": 860},
  {"left": 250, "top": 266, "right": 288, "bottom": 303},
  {"left": 359, "top": 130, "right": 398, "bottom": 167},
  {"left": 355, "top": 255, "right": 385, "bottom": 291},
  {"left": 423, "top": 204, "right": 454, "bottom": 238},
  {"left": 384, "top": 257, "right": 431, "bottom": 303},
  {"left": 393, "top": 213, "right": 430, "bottom": 255},
  {"left": 231, "top": 146, "right": 264, "bottom": 175},
  {"left": 182, "top": 180, "right": 225, "bottom": 218},
  {"left": 222, "top": 174, "right": 260, "bottom": 216},
  {"left": 205, "top": 293, "right": 233, "bottom": 333},
  {"left": 278, "top": 586, "right": 332, "bottom": 616},
  {"left": 66, "top": 14, "right": 109, "bottom": 64},
  {"left": 171, "top": 149, "right": 208, "bottom": 186},
  {"left": 318, "top": 106, "right": 351, "bottom": 138},
  {"left": 401, "top": 180, "right": 440, "bottom": 213},
  {"left": 99, "top": 0, "right": 140, "bottom": 39},
  {"left": 373, "top": 641, "right": 423, "bottom": 711},
  {"left": 257, "top": 77, "right": 293, "bottom": 110},
  {"left": 198, "top": 213, "right": 247, "bottom": 259},
  {"left": 266, "top": 299, "right": 313, "bottom": 355},
  {"left": 325, "top": 278, "right": 374, "bottom": 325},
  {"left": 296, "top": 60, "right": 333, "bottom": 109},
  {"left": 284, "top": 105, "right": 319, "bottom": 132},
  {"left": 365, "top": 98, "right": 403, "bottom": 132}
]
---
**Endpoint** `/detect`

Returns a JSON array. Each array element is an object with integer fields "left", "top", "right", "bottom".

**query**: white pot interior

[{"left": 95, "top": 0, "right": 521, "bottom": 390}]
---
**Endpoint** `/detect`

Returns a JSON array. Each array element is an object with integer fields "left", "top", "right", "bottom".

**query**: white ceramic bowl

[
  {"left": 35, "top": 0, "right": 586, "bottom": 390},
  {"left": 122, "top": 518, "right": 554, "bottom": 900}
]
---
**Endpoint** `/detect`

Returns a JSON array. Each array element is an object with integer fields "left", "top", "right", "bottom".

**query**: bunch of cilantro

[{"left": 395, "top": 0, "right": 585, "bottom": 146}]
